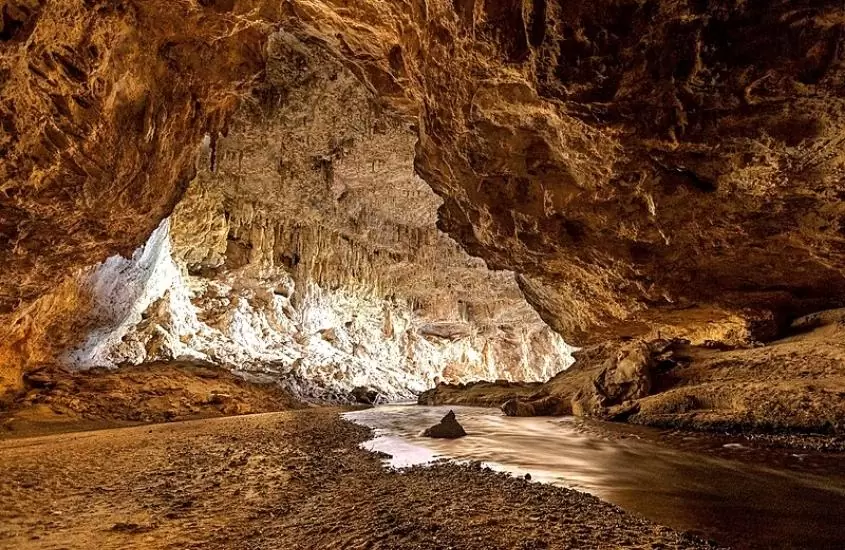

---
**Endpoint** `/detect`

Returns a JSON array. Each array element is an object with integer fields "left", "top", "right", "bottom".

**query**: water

[{"left": 345, "top": 404, "right": 845, "bottom": 549}]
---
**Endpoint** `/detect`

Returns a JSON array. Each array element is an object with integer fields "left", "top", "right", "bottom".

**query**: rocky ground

[
  {"left": 0, "top": 361, "right": 302, "bottom": 439},
  {"left": 0, "top": 409, "right": 719, "bottom": 550}
]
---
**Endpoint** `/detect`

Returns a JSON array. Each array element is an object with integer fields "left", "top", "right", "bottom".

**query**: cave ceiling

[{"left": 1, "top": 0, "right": 844, "bottom": 367}]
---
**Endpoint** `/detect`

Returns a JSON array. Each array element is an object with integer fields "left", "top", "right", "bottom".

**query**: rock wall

[
  {"left": 59, "top": 198, "right": 571, "bottom": 401},
  {"left": 423, "top": 322, "right": 845, "bottom": 437},
  {"left": 51, "top": 45, "right": 573, "bottom": 400},
  {"left": 2, "top": 1, "right": 844, "bottom": 406}
]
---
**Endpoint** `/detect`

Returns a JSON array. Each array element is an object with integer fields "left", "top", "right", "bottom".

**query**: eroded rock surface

[
  {"left": 418, "top": 379, "right": 543, "bottom": 408},
  {"left": 424, "top": 318, "right": 845, "bottom": 436},
  {"left": 2, "top": 41, "right": 573, "bottom": 401},
  {"left": 0, "top": 360, "right": 302, "bottom": 437},
  {"left": 1, "top": 0, "right": 845, "bottom": 426}
]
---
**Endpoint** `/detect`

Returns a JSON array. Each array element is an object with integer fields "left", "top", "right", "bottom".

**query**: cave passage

[{"left": 2, "top": 1, "right": 845, "bottom": 548}]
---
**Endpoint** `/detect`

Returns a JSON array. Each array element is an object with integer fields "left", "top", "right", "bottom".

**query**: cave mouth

[
  {"left": 0, "top": 0, "right": 843, "bottom": 440},
  {"left": 14, "top": 30, "right": 574, "bottom": 406},
  {"left": 0, "top": 0, "right": 843, "bottom": 435}
]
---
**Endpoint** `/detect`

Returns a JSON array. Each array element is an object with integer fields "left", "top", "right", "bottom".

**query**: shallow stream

[{"left": 345, "top": 404, "right": 845, "bottom": 549}]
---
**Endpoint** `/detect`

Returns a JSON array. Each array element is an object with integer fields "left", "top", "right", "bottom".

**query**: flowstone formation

[{"left": 1, "top": 0, "right": 844, "bottom": 431}]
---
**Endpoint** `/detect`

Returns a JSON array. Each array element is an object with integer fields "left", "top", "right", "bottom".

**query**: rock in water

[
  {"left": 422, "top": 410, "right": 467, "bottom": 439},
  {"left": 350, "top": 386, "right": 380, "bottom": 405}
]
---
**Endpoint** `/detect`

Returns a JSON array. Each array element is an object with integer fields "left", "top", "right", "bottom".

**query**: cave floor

[{"left": 0, "top": 409, "right": 716, "bottom": 550}]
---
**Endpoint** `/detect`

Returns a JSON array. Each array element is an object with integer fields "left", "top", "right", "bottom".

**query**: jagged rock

[
  {"left": 0, "top": 31, "right": 574, "bottom": 400},
  {"left": 416, "top": 384, "right": 446, "bottom": 406},
  {"left": 493, "top": 341, "right": 657, "bottom": 418},
  {"left": 418, "top": 323, "right": 472, "bottom": 341},
  {"left": 604, "top": 402, "right": 641, "bottom": 422},
  {"left": 422, "top": 410, "right": 467, "bottom": 439},
  {"left": 350, "top": 386, "right": 380, "bottom": 405},
  {"left": 418, "top": 380, "right": 544, "bottom": 408},
  {"left": 319, "top": 328, "right": 339, "bottom": 344},
  {"left": 501, "top": 399, "right": 536, "bottom": 417},
  {"left": 207, "top": 392, "right": 233, "bottom": 406},
  {"left": 23, "top": 369, "right": 57, "bottom": 389},
  {"left": 0, "top": 2, "right": 827, "bottom": 374},
  {"left": 570, "top": 342, "right": 654, "bottom": 418}
]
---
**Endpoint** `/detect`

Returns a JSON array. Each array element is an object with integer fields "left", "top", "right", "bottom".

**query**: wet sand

[{"left": 0, "top": 408, "right": 715, "bottom": 549}]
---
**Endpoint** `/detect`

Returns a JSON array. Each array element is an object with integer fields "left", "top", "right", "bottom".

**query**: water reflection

[{"left": 345, "top": 405, "right": 845, "bottom": 550}]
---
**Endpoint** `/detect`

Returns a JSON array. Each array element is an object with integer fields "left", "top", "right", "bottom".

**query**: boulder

[
  {"left": 501, "top": 398, "right": 537, "bottom": 417},
  {"left": 571, "top": 341, "right": 654, "bottom": 418},
  {"left": 422, "top": 410, "right": 467, "bottom": 439},
  {"left": 350, "top": 386, "right": 380, "bottom": 405}
]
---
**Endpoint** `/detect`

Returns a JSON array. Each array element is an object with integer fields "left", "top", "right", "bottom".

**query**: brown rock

[
  {"left": 422, "top": 410, "right": 467, "bottom": 439},
  {"left": 350, "top": 386, "right": 380, "bottom": 405},
  {"left": 501, "top": 399, "right": 537, "bottom": 417},
  {"left": 1, "top": 0, "right": 845, "bottom": 439},
  {"left": 502, "top": 395, "right": 569, "bottom": 417}
]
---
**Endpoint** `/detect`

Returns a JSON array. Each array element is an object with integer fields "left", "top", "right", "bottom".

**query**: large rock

[
  {"left": 501, "top": 340, "right": 656, "bottom": 418},
  {"left": 422, "top": 410, "right": 467, "bottom": 439},
  {"left": 350, "top": 386, "right": 381, "bottom": 405},
  {"left": 417, "top": 380, "right": 543, "bottom": 407},
  {"left": 570, "top": 342, "right": 654, "bottom": 417}
]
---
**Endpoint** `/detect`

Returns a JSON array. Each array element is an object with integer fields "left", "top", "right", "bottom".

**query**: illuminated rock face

[
  {"left": 1, "top": 1, "right": 845, "bottom": 404},
  {"left": 58, "top": 216, "right": 572, "bottom": 401},
  {"left": 55, "top": 55, "right": 573, "bottom": 400}
]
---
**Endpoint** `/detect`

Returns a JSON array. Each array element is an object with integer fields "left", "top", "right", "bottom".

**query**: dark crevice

[
  {"left": 653, "top": 159, "right": 719, "bottom": 194},
  {"left": 0, "top": 2, "right": 39, "bottom": 42},
  {"left": 672, "top": 167, "right": 717, "bottom": 193},
  {"left": 528, "top": 0, "right": 547, "bottom": 48}
]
